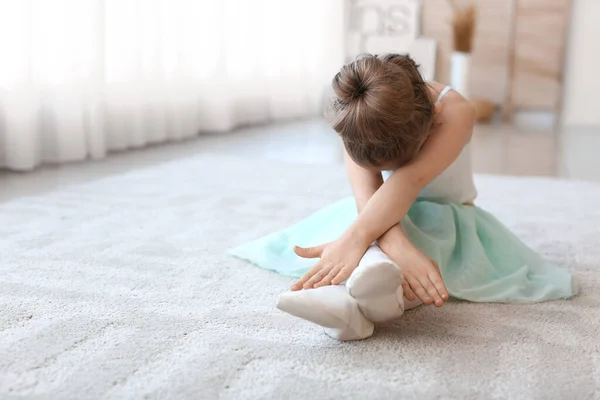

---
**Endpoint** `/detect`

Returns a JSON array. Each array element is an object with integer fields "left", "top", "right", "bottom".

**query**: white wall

[{"left": 562, "top": 0, "right": 600, "bottom": 126}]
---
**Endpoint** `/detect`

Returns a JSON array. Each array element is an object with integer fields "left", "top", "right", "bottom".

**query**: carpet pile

[{"left": 1, "top": 155, "right": 598, "bottom": 399}]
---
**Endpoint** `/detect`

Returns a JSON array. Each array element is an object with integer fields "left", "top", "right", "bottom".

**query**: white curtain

[{"left": 0, "top": 0, "right": 344, "bottom": 171}]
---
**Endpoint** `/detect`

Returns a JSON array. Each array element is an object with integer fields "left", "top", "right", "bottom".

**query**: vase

[{"left": 451, "top": 51, "right": 471, "bottom": 98}]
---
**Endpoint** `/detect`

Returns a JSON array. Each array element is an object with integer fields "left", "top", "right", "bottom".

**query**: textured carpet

[{"left": 1, "top": 155, "right": 599, "bottom": 400}]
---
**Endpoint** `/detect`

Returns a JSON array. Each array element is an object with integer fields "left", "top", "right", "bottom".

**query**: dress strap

[{"left": 436, "top": 86, "right": 452, "bottom": 103}]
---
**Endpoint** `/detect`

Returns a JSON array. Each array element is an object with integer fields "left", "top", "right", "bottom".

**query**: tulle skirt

[{"left": 228, "top": 197, "right": 578, "bottom": 303}]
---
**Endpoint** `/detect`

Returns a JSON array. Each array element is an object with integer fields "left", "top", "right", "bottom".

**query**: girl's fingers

[
  {"left": 406, "top": 276, "right": 434, "bottom": 304},
  {"left": 305, "top": 266, "right": 331, "bottom": 288},
  {"left": 291, "top": 262, "right": 324, "bottom": 291},
  {"left": 429, "top": 272, "right": 449, "bottom": 301},
  {"left": 402, "top": 280, "right": 417, "bottom": 301},
  {"left": 331, "top": 266, "right": 353, "bottom": 285},
  {"left": 293, "top": 244, "right": 326, "bottom": 259},
  {"left": 314, "top": 266, "right": 342, "bottom": 288},
  {"left": 418, "top": 275, "right": 444, "bottom": 307},
  {"left": 429, "top": 261, "right": 449, "bottom": 300}
]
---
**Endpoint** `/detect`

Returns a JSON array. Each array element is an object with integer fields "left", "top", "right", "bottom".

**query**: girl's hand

[
  {"left": 399, "top": 260, "right": 445, "bottom": 306},
  {"left": 379, "top": 232, "right": 448, "bottom": 307},
  {"left": 291, "top": 235, "right": 370, "bottom": 291}
]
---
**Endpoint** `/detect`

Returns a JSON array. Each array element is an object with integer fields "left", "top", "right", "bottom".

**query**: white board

[
  {"left": 362, "top": 36, "right": 437, "bottom": 81},
  {"left": 346, "top": 0, "right": 421, "bottom": 60}
]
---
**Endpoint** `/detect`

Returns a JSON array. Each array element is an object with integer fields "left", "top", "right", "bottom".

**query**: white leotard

[{"left": 382, "top": 86, "right": 478, "bottom": 204}]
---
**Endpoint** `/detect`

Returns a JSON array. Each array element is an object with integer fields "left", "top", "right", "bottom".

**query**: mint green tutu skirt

[{"left": 229, "top": 197, "right": 578, "bottom": 303}]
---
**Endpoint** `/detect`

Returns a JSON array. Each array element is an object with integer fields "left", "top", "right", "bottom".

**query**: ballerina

[{"left": 230, "top": 53, "right": 578, "bottom": 340}]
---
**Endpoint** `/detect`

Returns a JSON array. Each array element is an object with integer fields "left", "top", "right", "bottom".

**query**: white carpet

[{"left": 1, "top": 155, "right": 599, "bottom": 399}]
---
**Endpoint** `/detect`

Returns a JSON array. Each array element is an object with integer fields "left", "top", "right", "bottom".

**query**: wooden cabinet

[
  {"left": 510, "top": 0, "right": 571, "bottom": 110},
  {"left": 421, "top": 0, "right": 571, "bottom": 114}
]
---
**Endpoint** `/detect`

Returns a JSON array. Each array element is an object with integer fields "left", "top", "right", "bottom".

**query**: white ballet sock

[
  {"left": 276, "top": 285, "right": 374, "bottom": 341},
  {"left": 346, "top": 245, "right": 405, "bottom": 323}
]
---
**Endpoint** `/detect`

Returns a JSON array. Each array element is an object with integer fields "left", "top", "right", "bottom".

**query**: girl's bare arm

[
  {"left": 343, "top": 146, "right": 383, "bottom": 213},
  {"left": 349, "top": 98, "right": 475, "bottom": 246}
]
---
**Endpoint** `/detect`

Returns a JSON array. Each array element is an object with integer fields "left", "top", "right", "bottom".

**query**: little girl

[{"left": 229, "top": 53, "right": 578, "bottom": 341}]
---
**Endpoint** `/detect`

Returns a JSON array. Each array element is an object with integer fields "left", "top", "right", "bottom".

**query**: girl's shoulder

[
  {"left": 427, "top": 82, "right": 475, "bottom": 144},
  {"left": 427, "top": 82, "right": 474, "bottom": 122}
]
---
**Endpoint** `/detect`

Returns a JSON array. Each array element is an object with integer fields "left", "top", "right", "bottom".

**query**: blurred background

[{"left": 1, "top": 0, "right": 598, "bottom": 200}]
